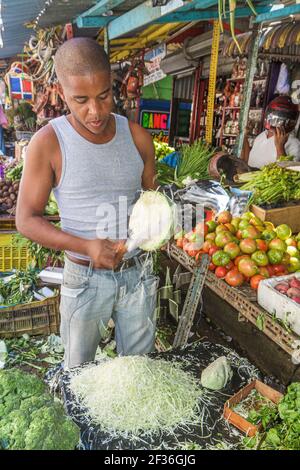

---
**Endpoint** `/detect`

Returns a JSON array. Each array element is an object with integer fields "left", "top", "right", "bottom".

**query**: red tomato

[
  {"left": 259, "top": 267, "right": 270, "bottom": 278},
  {"left": 273, "top": 264, "right": 287, "bottom": 276},
  {"left": 215, "top": 266, "right": 228, "bottom": 278},
  {"left": 236, "top": 230, "right": 243, "bottom": 240},
  {"left": 203, "top": 241, "right": 214, "bottom": 253},
  {"left": 256, "top": 239, "right": 268, "bottom": 252},
  {"left": 225, "top": 261, "right": 234, "bottom": 270},
  {"left": 208, "top": 262, "right": 216, "bottom": 271},
  {"left": 234, "top": 255, "right": 250, "bottom": 266},
  {"left": 266, "top": 265, "right": 275, "bottom": 277},
  {"left": 187, "top": 250, "right": 198, "bottom": 258},
  {"left": 250, "top": 274, "right": 265, "bottom": 290},
  {"left": 176, "top": 238, "right": 184, "bottom": 248},
  {"left": 225, "top": 269, "right": 244, "bottom": 287}
]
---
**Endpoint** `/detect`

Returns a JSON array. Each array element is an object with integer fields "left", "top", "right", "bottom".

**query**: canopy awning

[{"left": 223, "top": 22, "right": 300, "bottom": 62}]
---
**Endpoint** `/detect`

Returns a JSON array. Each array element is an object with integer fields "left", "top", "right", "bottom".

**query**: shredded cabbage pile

[{"left": 70, "top": 356, "right": 202, "bottom": 435}]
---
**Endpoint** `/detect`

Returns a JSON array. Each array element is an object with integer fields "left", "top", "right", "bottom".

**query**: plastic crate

[
  {"left": 0, "top": 295, "right": 60, "bottom": 338},
  {"left": 0, "top": 216, "right": 16, "bottom": 232},
  {"left": 0, "top": 233, "right": 31, "bottom": 272}
]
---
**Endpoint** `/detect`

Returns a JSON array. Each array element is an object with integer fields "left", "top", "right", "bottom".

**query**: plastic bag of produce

[
  {"left": 201, "top": 356, "right": 233, "bottom": 390},
  {"left": 228, "top": 187, "right": 252, "bottom": 217},
  {"left": 179, "top": 180, "right": 230, "bottom": 213}
]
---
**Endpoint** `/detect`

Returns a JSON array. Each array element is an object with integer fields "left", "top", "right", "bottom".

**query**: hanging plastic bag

[{"left": 275, "top": 63, "right": 290, "bottom": 95}]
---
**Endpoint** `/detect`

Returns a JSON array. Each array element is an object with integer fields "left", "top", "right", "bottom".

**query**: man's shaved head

[{"left": 54, "top": 37, "right": 110, "bottom": 83}]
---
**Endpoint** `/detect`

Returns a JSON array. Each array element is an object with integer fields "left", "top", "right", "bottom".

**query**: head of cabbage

[{"left": 201, "top": 356, "right": 233, "bottom": 391}]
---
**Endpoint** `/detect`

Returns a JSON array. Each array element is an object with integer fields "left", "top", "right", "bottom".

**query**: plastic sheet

[{"left": 59, "top": 341, "right": 262, "bottom": 450}]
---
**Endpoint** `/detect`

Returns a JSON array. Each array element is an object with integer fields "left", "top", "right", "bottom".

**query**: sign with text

[
  {"left": 144, "top": 44, "right": 167, "bottom": 86},
  {"left": 140, "top": 110, "right": 170, "bottom": 134}
]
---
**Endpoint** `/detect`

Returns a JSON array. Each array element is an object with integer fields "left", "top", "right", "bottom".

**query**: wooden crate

[
  {"left": 0, "top": 295, "right": 60, "bottom": 338},
  {"left": 251, "top": 203, "right": 300, "bottom": 233},
  {"left": 223, "top": 379, "right": 283, "bottom": 437}
]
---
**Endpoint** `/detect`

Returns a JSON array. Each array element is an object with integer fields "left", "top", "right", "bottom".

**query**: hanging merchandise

[
  {"left": 21, "top": 27, "right": 66, "bottom": 125},
  {"left": 119, "top": 55, "right": 146, "bottom": 111},
  {"left": 5, "top": 62, "right": 34, "bottom": 102},
  {"left": 275, "top": 63, "right": 290, "bottom": 95}
]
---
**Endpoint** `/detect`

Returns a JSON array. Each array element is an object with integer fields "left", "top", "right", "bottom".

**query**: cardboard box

[{"left": 251, "top": 204, "right": 300, "bottom": 234}]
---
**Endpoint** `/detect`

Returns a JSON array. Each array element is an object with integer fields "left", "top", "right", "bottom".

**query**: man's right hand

[{"left": 85, "top": 239, "right": 127, "bottom": 269}]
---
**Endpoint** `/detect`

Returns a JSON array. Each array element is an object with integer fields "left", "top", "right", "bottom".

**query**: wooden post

[
  {"left": 235, "top": 26, "right": 262, "bottom": 157},
  {"left": 205, "top": 20, "right": 220, "bottom": 144},
  {"left": 104, "top": 27, "right": 110, "bottom": 56}
]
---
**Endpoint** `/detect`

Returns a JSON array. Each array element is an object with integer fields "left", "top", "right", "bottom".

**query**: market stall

[{"left": 1, "top": 0, "right": 300, "bottom": 454}]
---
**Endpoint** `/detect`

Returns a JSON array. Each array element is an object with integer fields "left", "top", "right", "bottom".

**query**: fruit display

[
  {"left": 175, "top": 210, "right": 300, "bottom": 291},
  {"left": 0, "top": 161, "right": 59, "bottom": 217},
  {"left": 0, "top": 179, "right": 20, "bottom": 215},
  {"left": 274, "top": 277, "right": 300, "bottom": 305},
  {"left": 154, "top": 140, "right": 175, "bottom": 160}
]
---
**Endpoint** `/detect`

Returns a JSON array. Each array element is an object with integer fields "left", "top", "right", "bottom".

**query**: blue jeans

[{"left": 60, "top": 256, "right": 159, "bottom": 369}]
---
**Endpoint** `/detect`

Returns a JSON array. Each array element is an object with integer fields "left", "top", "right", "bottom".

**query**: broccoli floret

[
  {"left": 0, "top": 369, "right": 45, "bottom": 400},
  {"left": 0, "top": 369, "right": 80, "bottom": 450},
  {"left": 0, "top": 369, "right": 45, "bottom": 418},
  {"left": 24, "top": 402, "right": 80, "bottom": 450},
  {"left": 0, "top": 409, "right": 30, "bottom": 449},
  {"left": 0, "top": 400, "right": 80, "bottom": 450}
]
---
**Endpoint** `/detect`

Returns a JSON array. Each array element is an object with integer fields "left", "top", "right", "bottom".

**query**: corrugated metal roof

[
  {"left": 0, "top": 0, "right": 45, "bottom": 59},
  {"left": 0, "top": 0, "right": 97, "bottom": 60}
]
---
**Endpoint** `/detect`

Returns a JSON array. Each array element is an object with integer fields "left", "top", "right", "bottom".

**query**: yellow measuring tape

[{"left": 205, "top": 20, "right": 220, "bottom": 144}]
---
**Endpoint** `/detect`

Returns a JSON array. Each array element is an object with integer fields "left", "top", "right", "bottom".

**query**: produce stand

[{"left": 164, "top": 243, "right": 300, "bottom": 385}]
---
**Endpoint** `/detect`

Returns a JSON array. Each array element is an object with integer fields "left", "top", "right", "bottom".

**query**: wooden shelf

[
  {"left": 227, "top": 77, "right": 246, "bottom": 82},
  {"left": 223, "top": 134, "right": 238, "bottom": 137}
]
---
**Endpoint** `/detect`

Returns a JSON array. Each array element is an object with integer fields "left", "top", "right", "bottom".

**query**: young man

[
  {"left": 241, "top": 96, "right": 300, "bottom": 168},
  {"left": 16, "top": 38, "right": 158, "bottom": 369}
]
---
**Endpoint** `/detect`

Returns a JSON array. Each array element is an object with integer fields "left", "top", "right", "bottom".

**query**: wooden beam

[
  {"left": 235, "top": 27, "right": 262, "bottom": 158},
  {"left": 107, "top": 0, "right": 218, "bottom": 40},
  {"left": 76, "top": 16, "right": 116, "bottom": 28},
  {"left": 78, "top": 0, "right": 126, "bottom": 18},
  {"left": 254, "top": 4, "right": 300, "bottom": 23},
  {"left": 156, "top": 5, "right": 271, "bottom": 23}
]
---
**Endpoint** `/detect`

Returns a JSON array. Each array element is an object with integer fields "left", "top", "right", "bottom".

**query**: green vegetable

[
  {"left": 44, "top": 192, "right": 59, "bottom": 216},
  {"left": 13, "top": 227, "right": 64, "bottom": 270},
  {"left": 0, "top": 269, "right": 38, "bottom": 306},
  {"left": 156, "top": 140, "right": 215, "bottom": 188},
  {"left": 238, "top": 164, "right": 300, "bottom": 206},
  {"left": 0, "top": 369, "right": 80, "bottom": 450},
  {"left": 127, "top": 191, "right": 176, "bottom": 252},
  {"left": 154, "top": 140, "right": 174, "bottom": 160},
  {"left": 5, "top": 162, "right": 23, "bottom": 182},
  {"left": 70, "top": 356, "right": 203, "bottom": 435},
  {"left": 201, "top": 356, "right": 232, "bottom": 391},
  {"left": 243, "top": 382, "right": 300, "bottom": 450}
]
